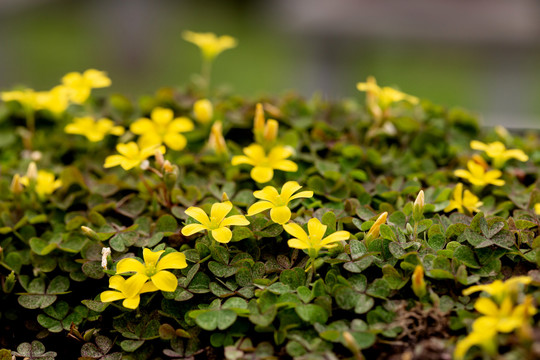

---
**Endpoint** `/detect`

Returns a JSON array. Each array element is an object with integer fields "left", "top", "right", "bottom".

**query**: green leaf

[
  {"left": 348, "top": 332, "right": 376, "bottom": 349},
  {"left": 156, "top": 214, "right": 178, "bottom": 234},
  {"left": 208, "top": 261, "right": 237, "bottom": 278},
  {"left": 120, "top": 339, "right": 144, "bottom": 352},
  {"left": 295, "top": 304, "right": 329, "bottom": 324},
  {"left": 47, "top": 276, "right": 69, "bottom": 294},
  {"left": 453, "top": 245, "right": 480, "bottom": 268},
  {"left": 335, "top": 287, "right": 360, "bottom": 310},
  {"left": 428, "top": 234, "right": 446, "bottom": 250},
  {"left": 321, "top": 212, "right": 336, "bottom": 233},
  {"left": 366, "top": 278, "right": 391, "bottom": 299},
  {"left": 354, "top": 294, "right": 374, "bottom": 314}
]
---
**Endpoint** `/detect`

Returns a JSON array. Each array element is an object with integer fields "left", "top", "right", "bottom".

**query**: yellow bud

[
  {"left": 10, "top": 174, "right": 24, "bottom": 194},
  {"left": 26, "top": 162, "right": 38, "bottom": 180},
  {"left": 163, "top": 160, "right": 174, "bottom": 173},
  {"left": 366, "top": 212, "right": 387, "bottom": 240},
  {"left": 208, "top": 121, "right": 228, "bottom": 156},
  {"left": 413, "top": 190, "right": 425, "bottom": 221},
  {"left": 193, "top": 99, "right": 213, "bottom": 124},
  {"left": 263, "top": 119, "right": 279, "bottom": 142},
  {"left": 254, "top": 103, "right": 265, "bottom": 133},
  {"left": 412, "top": 265, "right": 427, "bottom": 298},
  {"left": 222, "top": 192, "right": 230, "bottom": 202}
]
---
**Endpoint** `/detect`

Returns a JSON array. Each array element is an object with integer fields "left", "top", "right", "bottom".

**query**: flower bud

[
  {"left": 193, "top": 99, "right": 213, "bottom": 124},
  {"left": 254, "top": 103, "right": 265, "bottom": 143},
  {"left": 412, "top": 265, "right": 427, "bottom": 298},
  {"left": 208, "top": 121, "right": 228, "bottom": 156},
  {"left": 81, "top": 226, "right": 100, "bottom": 241},
  {"left": 263, "top": 119, "right": 279, "bottom": 142},
  {"left": 342, "top": 331, "right": 362, "bottom": 359},
  {"left": 10, "top": 174, "right": 24, "bottom": 194},
  {"left": 222, "top": 192, "right": 230, "bottom": 202},
  {"left": 413, "top": 190, "right": 424, "bottom": 222},
  {"left": 163, "top": 160, "right": 174, "bottom": 173},
  {"left": 365, "top": 212, "right": 387, "bottom": 247},
  {"left": 154, "top": 149, "right": 165, "bottom": 168},
  {"left": 163, "top": 163, "right": 178, "bottom": 190},
  {"left": 2, "top": 271, "right": 16, "bottom": 293},
  {"left": 26, "top": 161, "right": 38, "bottom": 180},
  {"left": 101, "top": 247, "right": 111, "bottom": 269}
]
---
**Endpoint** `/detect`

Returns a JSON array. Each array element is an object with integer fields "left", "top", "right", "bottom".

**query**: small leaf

[
  {"left": 454, "top": 245, "right": 480, "bottom": 268},
  {"left": 295, "top": 304, "right": 329, "bottom": 324}
]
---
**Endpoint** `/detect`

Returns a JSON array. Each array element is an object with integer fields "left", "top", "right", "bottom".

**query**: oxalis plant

[{"left": 0, "top": 31, "right": 539, "bottom": 360}]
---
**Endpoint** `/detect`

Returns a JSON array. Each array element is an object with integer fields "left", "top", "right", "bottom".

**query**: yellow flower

[
  {"left": 231, "top": 144, "right": 298, "bottom": 183},
  {"left": 130, "top": 107, "right": 194, "bottom": 151},
  {"left": 62, "top": 69, "right": 111, "bottom": 104},
  {"left": 181, "top": 200, "right": 249, "bottom": 243},
  {"left": 364, "top": 212, "right": 388, "bottom": 246},
  {"left": 116, "top": 248, "right": 188, "bottom": 292},
  {"left": 65, "top": 116, "right": 125, "bottom": 142},
  {"left": 20, "top": 170, "right": 62, "bottom": 199},
  {"left": 1, "top": 89, "right": 41, "bottom": 109},
  {"left": 193, "top": 99, "right": 213, "bottom": 124},
  {"left": 36, "top": 85, "right": 71, "bottom": 114},
  {"left": 454, "top": 325, "right": 498, "bottom": 360},
  {"left": 182, "top": 31, "right": 237, "bottom": 61},
  {"left": 357, "top": 77, "right": 419, "bottom": 109},
  {"left": 283, "top": 218, "right": 350, "bottom": 256},
  {"left": 411, "top": 265, "right": 427, "bottom": 298},
  {"left": 104, "top": 142, "right": 165, "bottom": 170},
  {"left": 470, "top": 140, "right": 528, "bottom": 168},
  {"left": 463, "top": 276, "right": 532, "bottom": 303},
  {"left": 100, "top": 275, "right": 158, "bottom": 309},
  {"left": 454, "top": 160, "right": 505, "bottom": 187},
  {"left": 247, "top": 181, "right": 313, "bottom": 224},
  {"left": 474, "top": 296, "right": 537, "bottom": 333},
  {"left": 444, "top": 183, "right": 483, "bottom": 214}
]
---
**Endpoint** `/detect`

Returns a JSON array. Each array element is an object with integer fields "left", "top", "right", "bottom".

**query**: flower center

[{"left": 145, "top": 263, "right": 157, "bottom": 277}]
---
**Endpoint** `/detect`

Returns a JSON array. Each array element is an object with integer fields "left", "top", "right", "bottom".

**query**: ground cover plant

[{"left": 0, "top": 32, "right": 539, "bottom": 360}]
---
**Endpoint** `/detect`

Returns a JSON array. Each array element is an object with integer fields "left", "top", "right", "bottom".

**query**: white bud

[{"left": 101, "top": 247, "right": 111, "bottom": 269}]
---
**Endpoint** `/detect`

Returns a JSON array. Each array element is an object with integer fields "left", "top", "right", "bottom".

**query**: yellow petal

[
  {"left": 143, "top": 248, "right": 165, "bottom": 265},
  {"left": 321, "top": 231, "right": 350, "bottom": 247},
  {"left": 470, "top": 140, "right": 488, "bottom": 151},
  {"left": 163, "top": 132, "right": 187, "bottom": 151},
  {"left": 117, "top": 142, "right": 140, "bottom": 158},
  {"left": 122, "top": 296, "right": 141, "bottom": 309},
  {"left": 83, "top": 69, "right": 111, "bottom": 88},
  {"left": 268, "top": 146, "right": 293, "bottom": 161},
  {"left": 100, "top": 290, "right": 125, "bottom": 303},
  {"left": 169, "top": 117, "right": 194, "bottom": 133},
  {"left": 156, "top": 252, "right": 188, "bottom": 271},
  {"left": 243, "top": 144, "right": 266, "bottom": 162},
  {"left": 454, "top": 169, "right": 472, "bottom": 180},
  {"left": 181, "top": 223, "right": 208, "bottom": 236},
  {"left": 151, "top": 270, "right": 178, "bottom": 292},
  {"left": 130, "top": 118, "right": 156, "bottom": 134},
  {"left": 211, "top": 227, "right": 232, "bottom": 243},
  {"left": 185, "top": 207, "right": 211, "bottom": 226},
  {"left": 272, "top": 160, "right": 298, "bottom": 172},
  {"left": 221, "top": 215, "right": 250, "bottom": 227},
  {"left": 122, "top": 273, "right": 149, "bottom": 298},
  {"left": 251, "top": 166, "right": 273, "bottom": 183},
  {"left": 210, "top": 201, "right": 233, "bottom": 225},
  {"left": 139, "top": 281, "right": 159, "bottom": 294},
  {"left": 287, "top": 238, "right": 310, "bottom": 249},
  {"left": 116, "top": 258, "right": 146, "bottom": 274},
  {"left": 280, "top": 181, "right": 302, "bottom": 200},
  {"left": 151, "top": 107, "right": 173, "bottom": 126},
  {"left": 307, "top": 218, "right": 327, "bottom": 239},
  {"left": 283, "top": 222, "right": 309, "bottom": 243},
  {"left": 247, "top": 201, "right": 274, "bottom": 216},
  {"left": 270, "top": 206, "right": 291, "bottom": 224},
  {"left": 231, "top": 155, "right": 254, "bottom": 166},
  {"left": 504, "top": 149, "right": 528, "bottom": 162},
  {"left": 289, "top": 190, "right": 313, "bottom": 201},
  {"left": 103, "top": 155, "right": 126, "bottom": 168},
  {"left": 474, "top": 297, "right": 499, "bottom": 316},
  {"left": 108, "top": 275, "right": 126, "bottom": 290},
  {"left": 253, "top": 186, "right": 280, "bottom": 203}
]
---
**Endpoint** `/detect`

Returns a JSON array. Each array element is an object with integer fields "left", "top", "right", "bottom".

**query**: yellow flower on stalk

[
  {"left": 444, "top": 183, "right": 483, "bottom": 214},
  {"left": 20, "top": 169, "right": 62, "bottom": 199},
  {"left": 247, "top": 181, "right": 313, "bottom": 224},
  {"left": 357, "top": 77, "right": 419, "bottom": 110},
  {"left": 104, "top": 142, "right": 165, "bottom": 170},
  {"left": 193, "top": 99, "right": 213, "bottom": 124},
  {"left": 181, "top": 200, "right": 250, "bottom": 243},
  {"left": 62, "top": 69, "right": 111, "bottom": 104},
  {"left": 283, "top": 218, "right": 350, "bottom": 256},
  {"left": 463, "top": 276, "right": 532, "bottom": 303},
  {"left": 253, "top": 103, "right": 279, "bottom": 145},
  {"left": 116, "top": 248, "right": 188, "bottom": 293},
  {"left": 470, "top": 140, "right": 528, "bottom": 168},
  {"left": 100, "top": 275, "right": 159, "bottom": 309},
  {"left": 182, "top": 31, "right": 237, "bottom": 61},
  {"left": 231, "top": 144, "right": 298, "bottom": 183},
  {"left": 130, "top": 107, "right": 194, "bottom": 151},
  {"left": 65, "top": 116, "right": 125, "bottom": 142},
  {"left": 454, "top": 160, "right": 505, "bottom": 187}
]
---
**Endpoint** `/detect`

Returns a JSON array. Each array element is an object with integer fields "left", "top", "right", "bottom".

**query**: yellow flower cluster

[
  {"left": 454, "top": 276, "right": 536, "bottom": 359},
  {"left": 470, "top": 140, "right": 528, "bottom": 169},
  {"left": 13, "top": 162, "right": 62, "bottom": 199},
  {"left": 1, "top": 69, "right": 111, "bottom": 114},
  {"left": 100, "top": 248, "right": 187, "bottom": 309}
]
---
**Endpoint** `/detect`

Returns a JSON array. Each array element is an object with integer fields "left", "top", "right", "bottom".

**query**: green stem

[{"left": 201, "top": 59, "right": 213, "bottom": 94}]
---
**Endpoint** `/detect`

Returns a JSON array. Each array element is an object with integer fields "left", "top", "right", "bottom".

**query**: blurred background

[{"left": 1, "top": 0, "right": 540, "bottom": 128}]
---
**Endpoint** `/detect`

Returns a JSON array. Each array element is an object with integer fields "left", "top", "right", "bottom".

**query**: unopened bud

[
  {"left": 26, "top": 162, "right": 38, "bottom": 180},
  {"left": 342, "top": 331, "right": 363, "bottom": 359},
  {"left": 81, "top": 226, "right": 100, "bottom": 241},
  {"left": 254, "top": 103, "right": 265, "bottom": 132},
  {"left": 263, "top": 119, "right": 279, "bottom": 142},
  {"left": 140, "top": 159, "right": 150, "bottom": 170},
  {"left": 101, "top": 247, "right": 111, "bottom": 269},
  {"left": 472, "top": 154, "right": 489, "bottom": 170},
  {"left": 412, "top": 265, "right": 427, "bottom": 298},
  {"left": 154, "top": 149, "right": 165, "bottom": 168},
  {"left": 222, "top": 192, "right": 230, "bottom": 202},
  {"left": 208, "top": 121, "right": 228, "bottom": 156},
  {"left": 164, "top": 163, "right": 178, "bottom": 190},
  {"left": 10, "top": 174, "right": 24, "bottom": 194},
  {"left": 193, "top": 99, "right": 213, "bottom": 124},
  {"left": 2, "top": 271, "right": 16, "bottom": 293},
  {"left": 413, "top": 190, "right": 424, "bottom": 222},
  {"left": 163, "top": 160, "right": 174, "bottom": 173},
  {"left": 365, "top": 212, "right": 387, "bottom": 247}
]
